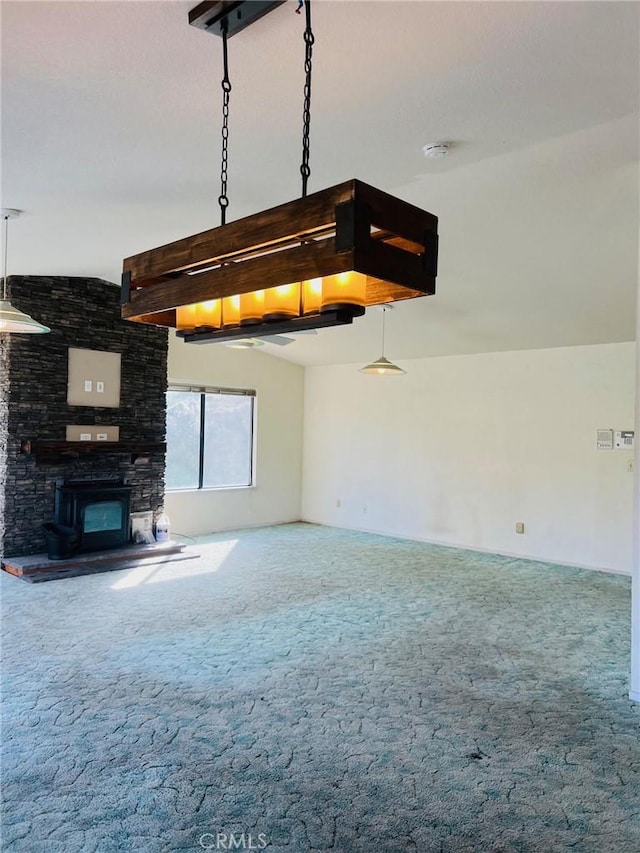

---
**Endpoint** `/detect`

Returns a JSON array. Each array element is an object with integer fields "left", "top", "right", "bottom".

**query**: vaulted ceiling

[{"left": 2, "top": 1, "right": 638, "bottom": 366}]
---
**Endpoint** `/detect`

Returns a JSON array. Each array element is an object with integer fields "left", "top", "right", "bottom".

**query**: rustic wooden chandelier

[{"left": 121, "top": 1, "right": 439, "bottom": 344}]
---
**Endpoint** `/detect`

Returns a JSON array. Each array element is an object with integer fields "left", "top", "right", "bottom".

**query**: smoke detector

[{"left": 422, "top": 142, "right": 451, "bottom": 160}]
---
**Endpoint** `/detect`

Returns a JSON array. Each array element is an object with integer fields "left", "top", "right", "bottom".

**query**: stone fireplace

[{"left": 0, "top": 275, "right": 167, "bottom": 559}]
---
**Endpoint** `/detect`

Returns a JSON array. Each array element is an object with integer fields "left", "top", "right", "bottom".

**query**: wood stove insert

[{"left": 56, "top": 479, "right": 133, "bottom": 554}]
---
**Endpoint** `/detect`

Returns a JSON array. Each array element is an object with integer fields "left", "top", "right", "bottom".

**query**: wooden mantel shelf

[{"left": 20, "top": 439, "right": 166, "bottom": 465}]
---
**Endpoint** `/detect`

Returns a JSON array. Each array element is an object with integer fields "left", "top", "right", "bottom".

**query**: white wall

[
  {"left": 165, "top": 338, "right": 304, "bottom": 537},
  {"left": 631, "top": 269, "right": 640, "bottom": 701},
  {"left": 302, "top": 342, "right": 636, "bottom": 574}
]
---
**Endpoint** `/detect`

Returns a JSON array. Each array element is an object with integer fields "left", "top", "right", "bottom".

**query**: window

[{"left": 165, "top": 386, "right": 255, "bottom": 490}]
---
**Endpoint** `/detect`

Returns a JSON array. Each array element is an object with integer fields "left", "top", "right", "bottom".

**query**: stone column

[{"left": 0, "top": 276, "right": 167, "bottom": 558}]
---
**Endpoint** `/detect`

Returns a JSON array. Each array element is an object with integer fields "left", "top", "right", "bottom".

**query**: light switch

[
  {"left": 96, "top": 433, "right": 108, "bottom": 441},
  {"left": 84, "top": 380, "right": 92, "bottom": 393},
  {"left": 96, "top": 381, "right": 105, "bottom": 393}
]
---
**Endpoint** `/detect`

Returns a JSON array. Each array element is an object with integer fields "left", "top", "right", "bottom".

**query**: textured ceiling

[{"left": 2, "top": 0, "right": 639, "bottom": 366}]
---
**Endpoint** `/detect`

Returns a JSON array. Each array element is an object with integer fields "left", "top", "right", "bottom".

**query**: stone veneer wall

[
  {"left": 0, "top": 316, "right": 9, "bottom": 556},
  {"left": 0, "top": 276, "right": 167, "bottom": 558}
]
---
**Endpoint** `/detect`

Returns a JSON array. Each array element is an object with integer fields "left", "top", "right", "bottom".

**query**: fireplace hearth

[{"left": 56, "top": 479, "right": 133, "bottom": 554}]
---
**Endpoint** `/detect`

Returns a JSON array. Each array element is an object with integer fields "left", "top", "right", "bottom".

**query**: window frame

[{"left": 165, "top": 384, "right": 256, "bottom": 492}]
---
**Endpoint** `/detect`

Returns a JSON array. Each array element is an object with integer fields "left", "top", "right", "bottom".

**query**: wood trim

[
  {"left": 354, "top": 180, "right": 438, "bottom": 242},
  {"left": 20, "top": 440, "right": 166, "bottom": 465},
  {"left": 123, "top": 181, "right": 356, "bottom": 284},
  {"left": 123, "top": 241, "right": 353, "bottom": 319},
  {"left": 355, "top": 239, "right": 435, "bottom": 294},
  {"left": 123, "top": 310, "right": 177, "bottom": 328},
  {"left": 365, "top": 280, "right": 427, "bottom": 305}
]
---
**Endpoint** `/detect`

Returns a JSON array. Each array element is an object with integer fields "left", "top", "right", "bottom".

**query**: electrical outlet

[
  {"left": 96, "top": 433, "right": 108, "bottom": 441},
  {"left": 515, "top": 522, "right": 525, "bottom": 534},
  {"left": 80, "top": 433, "right": 92, "bottom": 441},
  {"left": 96, "top": 381, "right": 105, "bottom": 393},
  {"left": 336, "top": 499, "right": 341, "bottom": 508},
  {"left": 84, "top": 380, "right": 92, "bottom": 392}
]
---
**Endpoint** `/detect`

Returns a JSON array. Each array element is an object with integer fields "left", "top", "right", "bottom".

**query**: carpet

[{"left": 1, "top": 523, "right": 638, "bottom": 852}]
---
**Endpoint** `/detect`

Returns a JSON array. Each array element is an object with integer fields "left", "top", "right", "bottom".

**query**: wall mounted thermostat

[
  {"left": 596, "top": 429, "right": 613, "bottom": 450},
  {"left": 614, "top": 430, "right": 635, "bottom": 450}
]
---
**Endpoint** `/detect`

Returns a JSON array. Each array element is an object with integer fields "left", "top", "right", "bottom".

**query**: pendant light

[
  {"left": 360, "top": 304, "right": 405, "bottom": 375},
  {"left": 0, "top": 209, "right": 50, "bottom": 335},
  {"left": 121, "top": 1, "right": 439, "bottom": 341},
  {"left": 225, "top": 338, "right": 265, "bottom": 349}
]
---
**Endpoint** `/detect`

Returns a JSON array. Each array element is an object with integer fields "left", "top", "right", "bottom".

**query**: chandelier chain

[
  {"left": 219, "top": 19, "right": 232, "bottom": 225},
  {"left": 300, "top": 0, "right": 314, "bottom": 198},
  {"left": 381, "top": 306, "right": 386, "bottom": 355},
  {"left": 2, "top": 216, "right": 9, "bottom": 300}
]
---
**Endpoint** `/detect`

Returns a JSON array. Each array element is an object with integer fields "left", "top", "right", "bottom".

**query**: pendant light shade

[
  {"left": 176, "top": 303, "right": 198, "bottom": 330},
  {"left": 302, "top": 277, "right": 323, "bottom": 315},
  {"left": 222, "top": 294, "right": 241, "bottom": 327},
  {"left": 264, "top": 283, "right": 301, "bottom": 321},
  {"left": 359, "top": 355, "right": 406, "bottom": 376},
  {"left": 1, "top": 210, "right": 50, "bottom": 335},
  {"left": 195, "top": 298, "right": 222, "bottom": 328},
  {"left": 320, "top": 271, "right": 367, "bottom": 313},
  {"left": 225, "top": 338, "right": 265, "bottom": 349},
  {"left": 359, "top": 304, "right": 405, "bottom": 375},
  {"left": 0, "top": 299, "right": 51, "bottom": 334},
  {"left": 239, "top": 289, "right": 265, "bottom": 325}
]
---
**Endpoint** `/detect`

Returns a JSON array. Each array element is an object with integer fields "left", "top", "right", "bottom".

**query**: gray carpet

[{"left": 1, "top": 523, "right": 638, "bottom": 852}]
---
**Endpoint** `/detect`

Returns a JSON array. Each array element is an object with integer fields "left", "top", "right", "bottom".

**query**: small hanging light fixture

[
  {"left": 360, "top": 304, "right": 405, "bottom": 375},
  {"left": 0, "top": 209, "right": 50, "bottom": 335},
  {"left": 225, "top": 337, "right": 265, "bottom": 349},
  {"left": 121, "top": 1, "right": 438, "bottom": 341}
]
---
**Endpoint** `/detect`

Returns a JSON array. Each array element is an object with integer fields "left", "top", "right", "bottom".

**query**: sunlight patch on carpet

[{"left": 110, "top": 539, "right": 238, "bottom": 589}]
